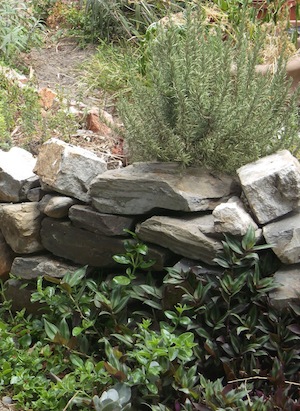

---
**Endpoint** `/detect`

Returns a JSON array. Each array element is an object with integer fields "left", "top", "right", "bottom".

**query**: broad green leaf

[
  {"left": 59, "top": 317, "right": 70, "bottom": 340},
  {"left": 225, "top": 235, "right": 243, "bottom": 254},
  {"left": 113, "top": 255, "right": 131, "bottom": 265},
  {"left": 113, "top": 275, "right": 131, "bottom": 286},
  {"left": 241, "top": 225, "right": 256, "bottom": 250},
  {"left": 164, "top": 310, "right": 177, "bottom": 321},
  {"left": 65, "top": 266, "right": 87, "bottom": 287},
  {"left": 44, "top": 319, "right": 59, "bottom": 341},
  {"left": 70, "top": 353, "right": 84, "bottom": 368},
  {"left": 72, "top": 326, "right": 84, "bottom": 337},
  {"left": 143, "top": 299, "right": 162, "bottom": 310}
]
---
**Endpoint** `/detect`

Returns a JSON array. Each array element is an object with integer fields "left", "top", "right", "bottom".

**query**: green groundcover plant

[
  {"left": 0, "top": 0, "right": 44, "bottom": 62},
  {"left": 118, "top": 8, "right": 300, "bottom": 173},
  {"left": 0, "top": 228, "right": 300, "bottom": 410}
]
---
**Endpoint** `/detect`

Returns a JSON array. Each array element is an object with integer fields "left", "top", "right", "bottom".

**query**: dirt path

[{"left": 22, "top": 34, "right": 97, "bottom": 102}]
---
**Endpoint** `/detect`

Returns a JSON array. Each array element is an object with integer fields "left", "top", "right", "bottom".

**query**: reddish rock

[
  {"left": 86, "top": 107, "right": 112, "bottom": 135},
  {"left": 38, "top": 87, "right": 57, "bottom": 110}
]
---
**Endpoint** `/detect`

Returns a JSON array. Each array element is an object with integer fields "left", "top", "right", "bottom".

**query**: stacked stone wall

[{"left": 1, "top": 139, "right": 300, "bottom": 310}]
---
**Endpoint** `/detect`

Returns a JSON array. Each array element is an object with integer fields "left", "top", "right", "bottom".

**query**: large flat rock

[
  {"left": 34, "top": 138, "right": 107, "bottom": 202},
  {"left": 41, "top": 217, "right": 171, "bottom": 270},
  {"left": 237, "top": 150, "right": 300, "bottom": 224},
  {"left": 136, "top": 214, "right": 222, "bottom": 265},
  {"left": 10, "top": 255, "right": 80, "bottom": 279},
  {"left": 69, "top": 205, "right": 137, "bottom": 236},
  {"left": 89, "top": 162, "right": 239, "bottom": 215}
]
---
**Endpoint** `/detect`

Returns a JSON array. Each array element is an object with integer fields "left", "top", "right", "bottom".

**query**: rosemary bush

[{"left": 119, "top": 11, "right": 300, "bottom": 173}]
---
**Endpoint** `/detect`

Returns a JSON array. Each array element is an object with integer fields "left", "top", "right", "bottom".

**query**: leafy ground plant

[
  {"left": 0, "top": 229, "right": 300, "bottom": 409},
  {"left": 0, "top": 0, "right": 44, "bottom": 62}
]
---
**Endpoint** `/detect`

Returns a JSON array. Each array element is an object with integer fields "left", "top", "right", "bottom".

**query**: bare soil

[
  {"left": 22, "top": 34, "right": 97, "bottom": 101},
  {"left": 15, "top": 31, "right": 124, "bottom": 166}
]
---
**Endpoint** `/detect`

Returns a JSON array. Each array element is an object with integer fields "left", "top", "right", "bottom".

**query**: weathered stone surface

[
  {"left": 20, "top": 175, "right": 40, "bottom": 199},
  {"left": 213, "top": 196, "right": 259, "bottom": 236},
  {"left": 89, "top": 162, "right": 239, "bottom": 215},
  {"left": 86, "top": 107, "right": 112, "bottom": 135},
  {"left": 41, "top": 218, "right": 170, "bottom": 270},
  {"left": 38, "top": 194, "right": 79, "bottom": 218},
  {"left": 0, "top": 202, "right": 43, "bottom": 253},
  {"left": 263, "top": 211, "right": 300, "bottom": 264},
  {"left": 34, "top": 138, "right": 107, "bottom": 202},
  {"left": 69, "top": 205, "right": 137, "bottom": 236},
  {"left": 0, "top": 231, "right": 14, "bottom": 278},
  {"left": 4, "top": 279, "right": 44, "bottom": 314},
  {"left": 136, "top": 214, "right": 222, "bottom": 265},
  {"left": 27, "top": 187, "right": 47, "bottom": 202},
  {"left": 0, "top": 147, "right": 36, "bottom": 202},
  {"left": 269, "top": 265, "right": 300, "bottom": 309},
  {"left": 10, "top": 255, "right": 80, "bottom": 279},
  {"left": 237, "top": 150, "right": 300, "bottom": 224}
]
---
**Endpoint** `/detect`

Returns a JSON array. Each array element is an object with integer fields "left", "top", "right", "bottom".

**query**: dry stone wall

[{"left": 1, "top": 138, "right": 300, "bottom": 310}]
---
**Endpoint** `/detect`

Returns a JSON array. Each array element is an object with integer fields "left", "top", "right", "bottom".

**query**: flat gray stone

[
  {"left": 89, "top": 162, "right": 239, "bottom": 215},
  {"left": 263, "top": 211, "right": 300, "bottom": 264},
  {"left": 34, "top": 138, "right": 107, "bottom": 202},
  {"left": 269, "top": 265, "right": 300, "bottom": 309},
  {"left": 41, "top": 217, "right": 171, "bottom": 270},
  {"left": 136, "top": 214, "right": 222, "bottom": 265},
  {"left": 10, "top": 255, "right": 80, "bottom": 279},
  {"left": 237, "top": 150, "right": 300, "bottom": 224},
  {"left": 69, "top": 205, "right": 137, "bottom": 236}
]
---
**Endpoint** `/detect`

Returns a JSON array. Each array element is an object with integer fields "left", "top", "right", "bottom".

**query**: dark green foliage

[
  {"left": 1, "top": 229, "right": 300, "bottom": 409},
  {"left": 119, "top": 10, "right": 300, "bottom": 172}
]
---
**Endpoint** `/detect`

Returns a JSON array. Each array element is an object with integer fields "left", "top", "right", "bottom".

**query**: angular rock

[
  {"left": 263, "top": 211, "right": 300, "bottom": 264},
  {"left": 89, "top": 162, "right": 239, "bottom": 215},
  {"left": 41, "top": 217, "right": 171, "bottom": 270},
  {"left": 136, "top": 214, "right": 222, "bottom": 265},
  {"left": 27, "top": 187, "right": 47, "bottom": 202},
  {"left": 213, "top": 196, "right": 259, "bottom": 236},
  {"left": 237, "top": 150, "right": 300, "bottom": 224},
  {"left": 20, "top": 175, "right": 40, "bottom": 199},
  {"left": 10, "top": 255, "right": 80, "bottom": 279},
  {"left": 69, "top": 205, "right": 137, "bottom": 236},
  {"left": 34, "top": 138, "right": 107, "bottom": 202},
  {"left": 0, "top": 231, "right": 14, "bottom": 278},
  {"left": 38, "top": 194, "right": 79, "bottom": 218},
  {"left": 0, "top": 202, "right": 44, "bottom": 253},
  {"left": 86, "top": 107, "right": 112, "bottom": 135},
  {"left": 0, "top": 147, "right": 36, "bottom": 202},
  {"left": 269, "top": 265, "right": 300, "bottom": 309}
]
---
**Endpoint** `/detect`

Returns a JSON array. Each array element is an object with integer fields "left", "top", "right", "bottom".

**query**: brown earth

[{"left": 14, "top": 30, "right": 125, "bottom": 167}]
